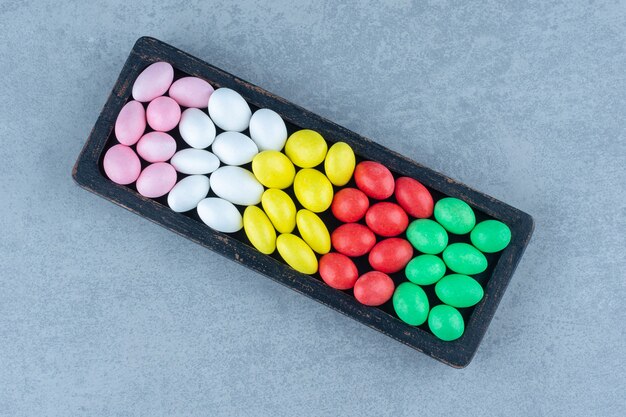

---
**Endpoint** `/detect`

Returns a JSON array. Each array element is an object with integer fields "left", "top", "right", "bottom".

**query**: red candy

[
  {"left": 394, "top": 177, "right": 434, "bottom": 219},
  {"left": 319, "top": 253, "right": 359, "bottom": 290},
  {"left": 353, "top": 271, "right": 395, "bottom": 306},
  {"left": 354, "top": 161, "right": 395, "bottom": 200},
  {"left": 331, "top": 223, "right": 376, "bottom": 257},
  {"left": 368, "top": 238, "right": 413, "bottom": 274},
  {"left": 365, "top": 202, "right": 409, "bottom": 237},
  {"left": 331, "top": 188, "right": 370, "bottom": 223}
]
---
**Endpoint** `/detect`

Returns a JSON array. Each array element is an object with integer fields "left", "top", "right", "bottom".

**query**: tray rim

[{"left": 72, "top": 36, "right": 534, "bottom": 368}]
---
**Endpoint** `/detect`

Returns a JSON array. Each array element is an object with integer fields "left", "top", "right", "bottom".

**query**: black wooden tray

[{"left": 72, "top": 37, "right": 534, "bottom": 368}]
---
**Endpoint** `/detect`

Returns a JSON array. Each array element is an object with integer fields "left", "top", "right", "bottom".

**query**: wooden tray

[{"left": 72, "top": 37, "right": 534, "bottom": 368}]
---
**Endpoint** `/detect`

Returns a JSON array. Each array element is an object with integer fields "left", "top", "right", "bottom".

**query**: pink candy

[
  {"left": 132, "top": 62, "right": 174, "bottom": 102},
  {"left": 103, "top": 144, "right": 141, "bottom": 185},
  {"left": 146, "top": 96, "right": 181, "bottom": 132},
  {"left": 169, "top": 77, "right": 214, "bottom": 108},
  {"left": 114, "top": 101, "right": 146, "bottom": 146},
  {"left": 136, "top": 132, "right": 177, "bottom": 162},
  {"left": 136, "top": 162, "right": 177, "bottom": 198}
]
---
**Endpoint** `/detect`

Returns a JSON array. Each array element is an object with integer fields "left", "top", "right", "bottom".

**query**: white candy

[
  {"left": 208, "top": 88, "right": 252, "bottom": 132},
  {"left": 167, "top": 175, "right": 210, "bottom": 212},
  {"left": 249, "top": 108, "right": 288, "bottom": 151},
  {"left": 197, "top": 198, "right": 243, "bottom": 233},
  {"left": 170, "top": 149, "right": 220, "bottom": 174},
  {"left": 210, "top": 166, "right": 263, "bottom": 206},
  {"left": 179, "top": 108, "right": 216, "bottom": 149},
  {"left": 212, "top": 132, "right": 258, "bottom": 165}
]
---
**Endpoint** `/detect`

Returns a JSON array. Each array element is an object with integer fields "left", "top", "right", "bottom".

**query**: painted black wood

[{"left": 73, "top": 37, "right": 534, "bottom": 368}]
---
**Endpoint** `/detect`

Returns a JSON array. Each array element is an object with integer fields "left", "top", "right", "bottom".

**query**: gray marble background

[{"left": 1, "top": 1, "right": 624, "bottom": 416}]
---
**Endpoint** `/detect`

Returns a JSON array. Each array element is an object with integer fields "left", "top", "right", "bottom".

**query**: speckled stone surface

[{"left": 1, "top": 1, "right": 625, "bottom": 416}]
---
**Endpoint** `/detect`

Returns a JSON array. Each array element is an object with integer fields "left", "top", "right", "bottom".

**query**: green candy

[
  {"left": 443, "top": 243, "right": 488, "bottom": 275},
  {"left": 471, "top": 220, "right": 511, "bottom": 253},
  {"left": 435, "top": 274, "right": 484, "bottom": 308},
  {"left": 406, "top": 219, "right": 448, "bottom": 254},
  {"left": 393, "top": 282, "right": 430, "bottom": 326},
  {"left": 428, "top": 304, "right": 465, "bottom": 341},
  {"left": 405, "top": 254, "right": 446, "bottom": 285},
  {"left": 434, "top": 198, "right": 476, "bottom": 234}
]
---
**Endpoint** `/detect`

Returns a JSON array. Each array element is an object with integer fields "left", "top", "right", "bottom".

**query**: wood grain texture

[{"left": 72, "top": 37, "right": 534, "bottom": 368}]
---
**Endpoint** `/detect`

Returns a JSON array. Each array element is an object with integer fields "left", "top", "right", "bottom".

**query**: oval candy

[
  {"left": 167, "top": 175, "right": 210, "bottom": 213},
  {"left": 208, "top": 88, "right": 251, "bottom": 132},
  {"left": 284, "top": 130, "right": 327, "bottom": 168},
  {"left": 296, "top": 209, "right": 331, "bottom": 254},
  {"left": 434, "top": 198, "right": 476, "bottom": 235},
  {"left": 319, "top": 253, "right": 359, "bottom": 290},
  {"left": 179, "top": 108, "right": 216, "bottom": 149},
  {"left": 394, "top": 177, "right": 434, "bottom": 219},
  {"left": 243, "top": 206, "right": 276, "bottom": 255},
  {"left": 114, "top": 100, "right": 146, "bottom": 146},
  {"left": 103, "top": 144, "right": 141, "bottom": 185},
  {"left": 331, "top": 223, "right": 376, "bottom": 257},
  {"left": 146, "top": 96, "right": 181, "bottom": 132},
  {"left": 368, "top": 238, "right": 413, "bottom": 274},
  {"left": 470, "top": 220, "right": 511, "bottom": 253},
  {"left": 136, "top": 132, "right": 176, "bottom": 162},
  {"left": 210, "top": 166, "right": 263, "bottom": 206},
  {"left": 136, "top": 162, "right": 177, "bottom": 198},
  {"left": 170, "top": 149, "right": 220, "bottom": 175},
  {"left": 331, "top": 188, "right": 369, "bottom": 223},
  {"left": 405, "top": 254, "right": 446, "bottom": 286},
  {"left": 276, "top": 234, "right": 318, "bottom": 275},
  {"left": 393, "top": 282, "right": 430, "bottom": 326},
  {"left": 261, "top": 189, "right": 297, "bottom": 234},
  {"left": 354, "top": 161, "right": 394, "bottom": 200},
  {"left": 132, "top": 61, "right": 174, "bottom": 102},
  {"left": 365, "top": 202, "right": 409, "bottom": 237},
  {"left": 442, "top": 243, "right": 488, "bottom": 275},
  {"left": 249, "top": 108, "right": 288, "bottom": 151},
  {"left": 435, "top": 274, "right": 484, "bottom": 308},
  {"left": 197, "top": 197, "right": 243, "bottom": 233},
  {"left": 212, "top": 132, "right": 258, "bottom": 165},
  {"left": 324, "top": 142, "right": 355, "bottom": 186},
  {"left": 293, "top": 168, "right": 333, "bottom": 213},
  {"left": 168, "top": 76, "right": 214, "bottom": 108},
  {"left": 251, "top": 151, "right": 296, "bottom": 189},
  {"left": 406, "top": 219, "right": 449, "bottom": 254},
  {"left": 353, "top": 271, "right": 395, "bottom": 306},
  {"left": 428, "top": 305, "right": 465, "bottom": 341}
]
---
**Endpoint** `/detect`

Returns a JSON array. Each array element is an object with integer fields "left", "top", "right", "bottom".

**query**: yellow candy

[
  {"left": 324, "top": 142, "right": 355, "bottom": 186},
  {"left": 276, "top": 234, "right": 318, "bottom": 274},
  {"left": 296, "top": 209, "right": 331, "bottom": 254},
  {"left": 261, "top": 189, "right": 296, "bottom": 234},
  {"left": 243, "top": 206, "right": 276, "bottom": 255},
  {"left": 293, "top": 168, "right": 334, "bottom": 213},
  {"left": 251, "top": 150, "right": 295, "bottom": 189},
  {"left": 284, "top": 129, "right": 328, "bottom": 168}
]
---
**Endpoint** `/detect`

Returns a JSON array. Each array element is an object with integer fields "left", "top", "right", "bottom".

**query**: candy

[
  {"left": 114, "top": 100, "right": 146, "bottom": 146},
  {"left": 428, "top": 305, "right": 464, "bottom": 341},
  {"left": 284, "top": 129, "right": 327, "bottom": 168},
  {"left": 405, "top": 254, "right": 446, "bottom": 285},
  {"left": 365, "top": 202, "right": 408, "bottom": 237},
  {"left": 170, "top": 149, "right": 220, "bottom": 175},
  {"left": 406, "top": 219, "right": 449, "bottom": 254},
  {"left": 178, "top": 108, "right": 216, "bottom": 149},
  {"left": 435, "top": 274, "right": 484, "bottom": 308},
  {"left": 353, "top": 271, "right": 395, "bottom": 306},
  {"left": 331, "top": 188, "right": 369, "bottom": 223},
  {"left": 470, "top": 220, "right": 511, "bottom": 253},
  {"left": 136, "top": 132, "right": 176, "bottom": 163},
  {"left": 393, "top": 282, "right": 429, "bottom": 326},
  {"left": 208, "top": 88, "right": 251, "bottom": 132},
  {"left": 434, "top": 197, "right": 476, "bottom": 235},
  {"left": 318, "top": 253, "right": 359, "bottom": 290},
  {"left": 249, "top": 108, "right": 288, "bottom": 151},
  {"left": 331, "top": 223, "right": 376, "bottom": 257},
  {"left": 296, "top": 209, "right": 330, "bottom": 254},
  {"left": 168, "top": 76, "right": 214, "bottom": 108},
  {"left": 442, "top": 243, "right": 488, "bottom": 275},
  {"left": 103, "top": 144, "right": 141, "bottom": 185},
  {"left": 243, "top": 206, "right": 277, "bottom": 255},
  {"left": 132, "top": 61, "right": 174, "bottom": 102},
  {"left": 394, "top": 177, "right": 433, "bottom": 219},
  {"left": 212, "top": 132, "right": 258, "bottom": 165},
  {"left": 167, "top": 175, "right": 210, "bottom": 213},
  {"left": 136, "top": 162, "right": 177, "bottom": 198},
  {"left": 261, "top": 189, "right": 296, "bottom": 234},
  {"left": 324, "top": 142, "right": 355, "bottom": 186},
  {"left": 251, "top": 151, "right": 296, "bottom": 189},
  {"left": 146, "top": 96, "right": 181, "bottom": 132},
  {"left": 354, "top": 161, "right": 394, "bottom": 200},
  {"left": 197, "top": 197, "right": 243, "bottom": 233},
  {"left": 276, "top": 234, "right": 318, "bottom": 275},
  {"left": 210, "top": 166, "right": 263, "bottom": 206},
  {"left": 293, "top": 168, "right": 333, "bottom": 213},
  {"left": 368, "top": 238, "right": 413, "bottom": 274}
]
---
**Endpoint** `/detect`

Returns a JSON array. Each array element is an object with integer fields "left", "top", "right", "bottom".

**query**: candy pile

[{"left": 103, "top": 61, "right": 512, "bottom": 342}]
